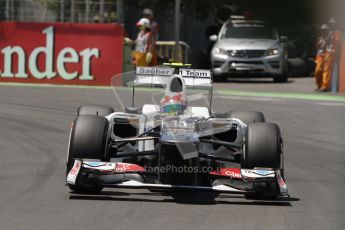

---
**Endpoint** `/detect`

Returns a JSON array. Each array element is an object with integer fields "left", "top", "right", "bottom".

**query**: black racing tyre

[
  {"left": 69, "top": 115, "right": 109, "bottom": 160},
  {"left": 273, "top": 73, "right": 288, "bottom": 83},
  {"left": 77, "top": 105, "right": 114, "bottom": 117},
  {"left": 228, "top": 110, "right": 265, "bottom": 125},
  {"left": 66, "top": 115, "right": 109, "bottom": 193},
  {"left": 274, "top": 59, "right": 289, "bottom": 83},
  {"left": 242, "top": 122, "right": 281, "bottom": 169},
  {"left": 242, "top": 122, "right": 283, "bottom": 199}
]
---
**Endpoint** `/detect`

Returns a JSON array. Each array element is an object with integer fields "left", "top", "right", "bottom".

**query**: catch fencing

[{"left": 0, "top": 0, "right": 123, "bottom": 23}]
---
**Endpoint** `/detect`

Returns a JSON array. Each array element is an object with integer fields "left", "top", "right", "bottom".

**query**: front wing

[{"left": 67, "top": 160, "right": 288, "bottom": 195}]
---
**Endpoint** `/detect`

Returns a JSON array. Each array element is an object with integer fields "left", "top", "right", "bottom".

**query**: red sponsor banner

[{"left": 0, "top": 22, "right": 124, "bottom": 86}]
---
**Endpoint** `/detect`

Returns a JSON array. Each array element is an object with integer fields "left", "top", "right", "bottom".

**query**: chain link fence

[{"left": 0, "top": 0, "right": 123, "bottom": 23}]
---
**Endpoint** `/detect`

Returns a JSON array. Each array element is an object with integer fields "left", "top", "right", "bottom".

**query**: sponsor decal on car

[
  {"left": 115, "top": 163, "right": 145, "bottom": 173},
  {"left": 83, "top": 162, "right": 106, "bottom": 167},
  {"left": 82, "top": 161, "right": 145, "bottom": 174},
  {"left": 66, "top": 160, "right": 82, "bottom": 184},
  {"left": 83, "top": 162, "right": 116, "bottom": 173},
  {"left": 276, "top": 171, "right": 288, "bottom": 194},
  {"left": 179, "top": 69, "right": 211, "bottom": 78},
  {"left": 241, "top": 169, "right": 275, "bottom": 179},
  {"left": 253, "top": 169, "right": 275, "bottom": 176},
  {"left": 136, "top": 67, "right": 174, "bottom": 76},
  {"left": 114, "top": 162, "right": 130, "bottom": 172},
  {"left": 210, "top": 168, "right": 242, "bottom": 179},
  {"left": 278, "top": 177, "right": 285, "bottom": 186},
  {"left": 70, "top": 161, "right": 81, "bottom": 176}
]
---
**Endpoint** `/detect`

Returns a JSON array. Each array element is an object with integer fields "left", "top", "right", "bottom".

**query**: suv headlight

[
  {"left": 213, "top": 47, "right": 227, "bottom": 55},
  {"left": 267, "top": 48, "right": 280, "bottom": 56}
]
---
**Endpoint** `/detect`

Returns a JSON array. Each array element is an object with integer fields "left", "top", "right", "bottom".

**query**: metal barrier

[
  {"left": 156, "top": 41, "right": 190, "bottom": 64},
  {"left": 0, "top": 0, "right": 121, "bottom": 23}
]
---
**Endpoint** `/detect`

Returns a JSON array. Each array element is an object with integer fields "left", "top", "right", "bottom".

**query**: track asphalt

[{"left": 0, "top": 77, "right": 344, "bottom": 230}]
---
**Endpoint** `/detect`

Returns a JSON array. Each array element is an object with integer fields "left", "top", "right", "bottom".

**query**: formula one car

[{"left": 66, "top": 63, "right": 288, "bottom": 199}]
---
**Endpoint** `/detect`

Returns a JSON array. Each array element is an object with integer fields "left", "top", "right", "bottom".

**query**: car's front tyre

[
  {"left": 242, "top": 122, "right": 283, "bottom": 198},
  {"left": 77, "top": 105, "right": 114, "bottom": 117},
  {"left": 66, "top": 115, "right": 109, "bottom": 194}
]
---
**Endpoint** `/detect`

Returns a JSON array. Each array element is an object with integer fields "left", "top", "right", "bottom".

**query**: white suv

[{"left": 210, "top": 19, "right": 288, "bottom": 82}]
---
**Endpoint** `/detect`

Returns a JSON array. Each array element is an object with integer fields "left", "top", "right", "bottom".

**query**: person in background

[
  {"left": 314, "top": 24, "right": 329, "bottom": 91},
  {"left": 320, "top": 17, "right": 342, "bottom": 92},
  {"left": 143, "top": 8, "right": 160, "bottom": 41},
  {"left": 125, "top": 18, "right": 157, "bottom": 67},
  {"left": 93, "top": 15, "right": 100, "bottom": 23},
  {"left": 109, "top": 12, "right": 118, "bottom": 23}
]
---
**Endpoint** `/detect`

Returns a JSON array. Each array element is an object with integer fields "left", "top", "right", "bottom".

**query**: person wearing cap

[
  {"left": 93, "top": 15, "right": 100, "bottom": 23},
  {"left": 314, "top": 24, "right": 329, "bottom": 91},
  {"left": 130, "top": 18, "right": 157, "bottom": 67},
  {"left": 143, "top": 8, "right": 160, "bottom": 41},
  {"left": 320, "top": 17, "right": 342, "bottom": 92}
]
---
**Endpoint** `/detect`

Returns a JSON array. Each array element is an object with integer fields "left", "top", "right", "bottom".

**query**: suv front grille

[
  {"left": 227, "top": 50, "right": 265, "bottom": 58},
  {"left": 229, "top": 60, "right": 263, "bottom": 65}
]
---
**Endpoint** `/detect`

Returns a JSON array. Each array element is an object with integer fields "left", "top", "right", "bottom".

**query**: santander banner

[{"left": 0, "top": 22, "right": 124, "bottom": 86}]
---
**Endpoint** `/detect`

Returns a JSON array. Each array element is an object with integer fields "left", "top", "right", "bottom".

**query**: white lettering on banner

[
  {"left": 29, "top": 26, "right": 56, "bottom": 79},
  {"left": 79, "top": 48, "right": 100, "bottom": 80},
  {"left": 179, "top": 69, "right": 211, "bottom": 78},
  {"left": 136, "top": 67, "right": 174, "bottom": 76},
  {"left": 0, "top": 26, "right": 100, "bottom": 81},
  {"left": 57, "top": 47, "right": 79, "bottom": 80},
  {"left": 1, "top": 46, "right": 28, "bottom": 78}
]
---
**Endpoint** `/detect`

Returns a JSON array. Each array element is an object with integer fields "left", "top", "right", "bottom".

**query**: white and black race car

[{"left": 66, "top": 64, "right": 288, "bottom": 199}]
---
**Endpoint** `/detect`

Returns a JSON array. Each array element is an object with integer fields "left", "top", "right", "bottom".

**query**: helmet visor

[{"left": 161, "top": 103, "right": 187, "bottom": 115}]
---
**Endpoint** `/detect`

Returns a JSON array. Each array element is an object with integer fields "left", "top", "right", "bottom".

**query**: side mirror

[
  {"left": 280, "top": 36, "right": 288, "bottom": 42},
  {"left": 209, "top": 35, "right": 218, "bottom": 42}
]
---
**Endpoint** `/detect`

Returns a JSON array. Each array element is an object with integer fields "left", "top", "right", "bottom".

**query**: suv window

[{"left": 221, "top": 22, "right": 276, "bottom": 40}]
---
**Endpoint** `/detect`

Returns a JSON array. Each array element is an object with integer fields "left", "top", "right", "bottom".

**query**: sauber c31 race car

[{"left": 66, "top": 64, "right": 288, "bottom": 199}]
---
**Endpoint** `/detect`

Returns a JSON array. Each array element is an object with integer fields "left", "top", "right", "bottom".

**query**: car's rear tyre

[
  {"left": 242, "top": 122, "right": 283, "bottom": 198},
  {"left": 66, "top": 115, "right": 109, "bottom": 193},
  {"left": 228, "top": 110, "right": 265, "bottom": 125},
  {"left": 77, "top": 105, "right": 114, "bottom": 117}
]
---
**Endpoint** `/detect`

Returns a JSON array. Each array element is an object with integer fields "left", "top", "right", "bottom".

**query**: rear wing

[
  {"left": 125, "top": 66, "right": 214, "bottom": 110},
  {"left": 134, "top": 66, "right": 212, "bottom": 88}
]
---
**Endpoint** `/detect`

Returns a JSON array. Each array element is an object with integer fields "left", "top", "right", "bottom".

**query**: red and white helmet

[{"left": 136, "top": 18, "right": 150, "bottom": 28}]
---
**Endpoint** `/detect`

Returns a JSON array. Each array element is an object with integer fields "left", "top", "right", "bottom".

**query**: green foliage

[{"left": 39, "top": 0, "right": 59, "bottom": 11}]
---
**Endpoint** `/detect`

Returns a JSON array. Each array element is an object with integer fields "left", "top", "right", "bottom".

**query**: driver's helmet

[
  {"left": 160, "top": 94, "right": 187, "bottom": 115},
  {"left": 160, "top": 76, "right": 187, "bottom": 115}
]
